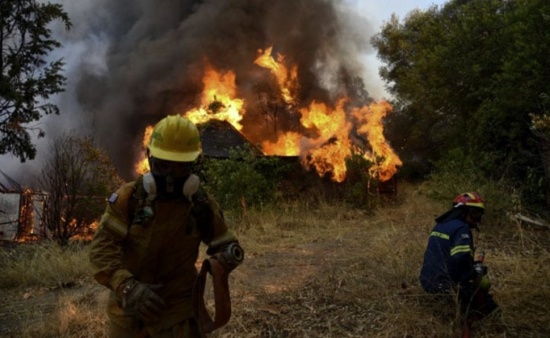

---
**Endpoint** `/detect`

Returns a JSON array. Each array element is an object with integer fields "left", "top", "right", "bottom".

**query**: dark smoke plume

[{"left": 70, "top": 0, "right": 374, "bottom": 179}]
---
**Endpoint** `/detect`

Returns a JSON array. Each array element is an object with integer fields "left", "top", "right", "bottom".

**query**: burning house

[
  {"left": 131, "top": 55, "right": 402, "bottom": 183},
  {"left": 65, "top": 0, "right": 403, "bottom": 185},
  {"left": 2, "top": 0, "right": 405, "bottom": 241}
]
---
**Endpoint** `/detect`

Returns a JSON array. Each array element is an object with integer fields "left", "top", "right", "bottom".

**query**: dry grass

[
  {"left": 1, "top": 182, "right": 549, "bottom": 337},
  {"left": 0, "top": 242, "right": 91, "bottom": 288}
]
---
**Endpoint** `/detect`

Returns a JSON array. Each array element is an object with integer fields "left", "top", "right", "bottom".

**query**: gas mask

[
  {"left": 151, "top": 174, "right": 186, "bottom": 199},
  {"left": 148, "top": 157, "right": 194, "bottom": 199}
]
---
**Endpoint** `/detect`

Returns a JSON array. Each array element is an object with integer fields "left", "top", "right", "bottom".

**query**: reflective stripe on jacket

[
  {"left": 419, "top": 218, "right": 475, "bottom": 292},
  {"left": 89, "top": 178, "right": 236, "bottom": 335}
]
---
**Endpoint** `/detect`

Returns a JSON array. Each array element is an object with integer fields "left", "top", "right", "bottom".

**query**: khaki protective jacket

[{"left": 89, "top": 174, "right": 236, "bottom": 335}]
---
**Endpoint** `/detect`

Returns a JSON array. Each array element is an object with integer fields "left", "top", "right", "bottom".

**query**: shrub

[
  {"left": 426, "top": 148, "right": 522, "bottom": 225},
  {"left": 196, "top": 146, "right": 292, "bottom": 210}
]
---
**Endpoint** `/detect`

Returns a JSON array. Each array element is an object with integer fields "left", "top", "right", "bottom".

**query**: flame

[
  {"left": 256, "top": 51, "right": 401, "bottom": 183},
  {"left": 185, "top": 63, "right": 244, "bottom": 130},
  {"left": 69, "top": 220, "right": 99, "bottom": 242},
  {"left": 135, "top": 126, "right": 154, "bottom": 175},
  {"left": 135, "top": 64, "right": 246, "bottom": 176},
  {"left": 254, "top": 46, "right": 298, "bottom": 104},
  {"left": 133, "top": 47, "right": 401, "bottom": 183},
  {"left": 15, "top": 189, "right": 37, "bottom": 242},
  {"left": 261, "top": 100, "right": 352, "bottom": 182},
  {"left": 352, "top": 101, "right": 402, "bottom": 181},
  {"left": 261, "top": 131, "right": 302, "bottom": 156}
]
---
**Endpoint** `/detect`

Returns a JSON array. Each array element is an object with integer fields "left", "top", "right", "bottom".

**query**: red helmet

[{"left": 453, "top": 192, "right": 485, "bottom": 210}]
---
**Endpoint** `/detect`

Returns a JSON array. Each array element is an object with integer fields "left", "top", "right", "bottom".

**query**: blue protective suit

[{"left": 419, "top": 217, "right": 475, "bottom": 293}]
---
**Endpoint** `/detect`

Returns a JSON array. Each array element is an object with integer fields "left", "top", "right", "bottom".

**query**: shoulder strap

[{"left": 127, "top": 175, "right": 147, "bottom": 224}]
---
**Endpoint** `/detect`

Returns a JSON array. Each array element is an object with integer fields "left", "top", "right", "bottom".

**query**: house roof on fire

[{"left": 198, "top": 119, "right": 263, "bottom": 158}]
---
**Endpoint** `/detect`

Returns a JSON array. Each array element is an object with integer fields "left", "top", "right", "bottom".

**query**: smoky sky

[{"left": 62, "top": 0, "right": 376, "bottom": 179}]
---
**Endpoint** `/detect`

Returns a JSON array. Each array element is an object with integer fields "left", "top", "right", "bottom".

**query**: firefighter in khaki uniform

[{"left": 89, "top": 115, "right": 244, "bottom": 338}]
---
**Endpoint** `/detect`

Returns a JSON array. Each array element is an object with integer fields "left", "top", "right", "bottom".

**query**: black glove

[{"left": 119, "top": 279, "right": 165, "bottom": 322}]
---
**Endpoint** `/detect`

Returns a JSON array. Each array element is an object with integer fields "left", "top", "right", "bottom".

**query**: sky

[
  {"left": 0, "top": 0, "right": 447, "bottom": 185},
  {"left": 350, "top": 0, "right": 447, "bottom": 99}
]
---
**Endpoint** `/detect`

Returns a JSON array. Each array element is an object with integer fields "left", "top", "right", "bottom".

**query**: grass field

[{"left": 0, "top": 182, "right": 548, "bottom": 337}]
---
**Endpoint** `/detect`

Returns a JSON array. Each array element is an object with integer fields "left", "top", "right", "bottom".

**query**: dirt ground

[{"left": 0, "top": 229, "right": 371, "bottom": 338}]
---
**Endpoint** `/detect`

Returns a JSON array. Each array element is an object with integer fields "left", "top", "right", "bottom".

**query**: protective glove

[
  {"left": 119, "top": 279, "right": 165, "bottom": 322},
  {"left": 478, "top": 275, "right": 491, "bottom": 290}
]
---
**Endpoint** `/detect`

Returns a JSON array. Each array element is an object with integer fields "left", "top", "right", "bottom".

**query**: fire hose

[{"left": 192, "top": 243, "right": 244, "bottom": 337}]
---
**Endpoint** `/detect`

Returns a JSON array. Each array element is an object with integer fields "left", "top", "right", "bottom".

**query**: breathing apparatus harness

[{"left": 127, "top": 172, "right": 243, "bottom": 336}]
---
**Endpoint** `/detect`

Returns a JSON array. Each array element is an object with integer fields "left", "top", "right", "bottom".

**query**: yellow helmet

[{"left": 147, "top": 115, "right": 202, "bottom": 162}]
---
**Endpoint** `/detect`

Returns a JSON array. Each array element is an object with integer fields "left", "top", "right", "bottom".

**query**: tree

[
  {"left": 0, "top": 0, "right": 71, "bottom": 162},
  {"left": 371, "top": 8, "right": 453, "bottom": 177},
  {"left": 372, "top": 0, "right": 550, "bottom": 206},
  {"left": 37, "top": 134, "right": 122, "bottom": 245}
]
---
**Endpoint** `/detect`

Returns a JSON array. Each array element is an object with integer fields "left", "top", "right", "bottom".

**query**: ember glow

[
  {"left": 70, "top": 220, "right": 99, "bottom": 242},
  {"left": 135, "top": 47, "right": 401, "bottom": 183},
  {"left": 15, "top": 189, "right": 36, "bottom": 242}
]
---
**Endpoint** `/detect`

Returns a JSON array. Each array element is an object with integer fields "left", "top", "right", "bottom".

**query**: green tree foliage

[
  {"left": 37, "top": 134, "right": 122, "bottom": 245},
  {"left": 197, "top": 146, "right": 292, "bottom": 210},
  {"left": 0, "top": 0, "right": 71, "bottom": 161},
  {"left": 372, "top": 0, "right": 550, "bottom": 206}
]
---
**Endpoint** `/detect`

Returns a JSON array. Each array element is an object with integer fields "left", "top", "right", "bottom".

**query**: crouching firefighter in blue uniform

[{"left": 419, "top": 192, "right": 498, "bottom": 324}]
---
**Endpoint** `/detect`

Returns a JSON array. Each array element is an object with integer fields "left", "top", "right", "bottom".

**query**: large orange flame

[
  {"left": 134, "top": 48, "right": 401, "bottom": 183},
  {"left": 186, "top": 63, "right": 244, "bottom": 130},
  {"left": 262, "top": 99, "right": 353, "bottom": 182},
  {"left": 254, "top": 46, "right": 298, "bottom": 104},
  {"left": 352, "top": 101, "right": 403, "bottom": 181}
]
